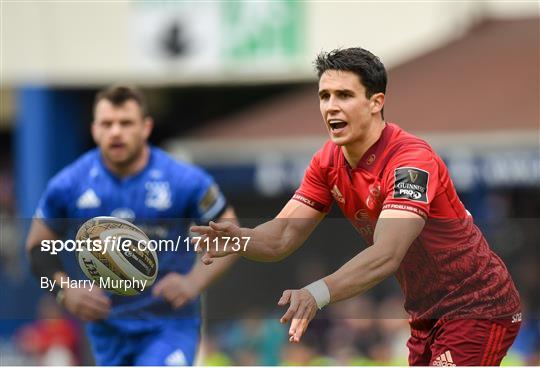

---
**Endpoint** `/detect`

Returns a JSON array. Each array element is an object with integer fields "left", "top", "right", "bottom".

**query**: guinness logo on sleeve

[
  {"left": 393, "top": 167, "right": 429, "bottom": 203},
  {"left": 408, "top": 170, "right": 418, "bottom": 183}
]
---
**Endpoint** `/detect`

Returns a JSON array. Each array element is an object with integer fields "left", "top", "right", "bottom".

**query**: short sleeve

[
  {"left": 35, "top": 174, "right": 70, "bottom": 234},
  {"left": 381, "top": 149, "right": 440, "bottom": 219},
  {"left": 186, "top": 169, "right": 227, "bottom": 225},
  {"left": 293, "top": 154, "right": 333, "bottom": 213}
]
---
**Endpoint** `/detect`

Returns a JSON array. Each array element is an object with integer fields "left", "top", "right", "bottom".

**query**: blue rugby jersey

[{"left": 35, "top": 146, "right": 227, "bottom": 332}]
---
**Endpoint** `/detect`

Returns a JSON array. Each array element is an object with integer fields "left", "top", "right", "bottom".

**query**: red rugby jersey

[{"left": 294, "top": 123, "right": 520, "bottom": 321}]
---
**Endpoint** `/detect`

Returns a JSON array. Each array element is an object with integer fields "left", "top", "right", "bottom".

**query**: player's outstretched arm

[
  {"left": 280, "top": 209, "right": 424, "bottom": 343},
  {"left": 153, "top": 207, "right": 241, "bottom": 309},
  {"left": 191, "top": 200, "right": 325, "bottom": 264},
  {"left": 26, "top": 219, "right": 111, "bottom": 321}
]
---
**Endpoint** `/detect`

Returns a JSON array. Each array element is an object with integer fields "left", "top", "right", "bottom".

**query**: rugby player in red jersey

[{"left": 192, "top": 47, "right": 521, "bottom": 366}]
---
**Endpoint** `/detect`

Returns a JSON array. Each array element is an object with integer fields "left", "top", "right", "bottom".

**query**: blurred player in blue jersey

[{"left": 26, "top": 85, "right": 237, "bottom": 365}]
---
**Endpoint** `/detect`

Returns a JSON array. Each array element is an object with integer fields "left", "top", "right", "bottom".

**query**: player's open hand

[
  {"left": 62, "top": 286, "right": 111, "bottom": 321},
  {"left": 278, "top": 289, "right": 318, "bottom": 343},
  {"left": 190, "top": 221, "right": 245, "bottom": 265},
  {"left": 152, "top": 272, "right": 199, "bottom": 309}
]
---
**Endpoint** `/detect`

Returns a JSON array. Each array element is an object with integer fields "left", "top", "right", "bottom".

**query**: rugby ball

[{"left": 75, "top": 216, "right": 158, "bottom": 296}]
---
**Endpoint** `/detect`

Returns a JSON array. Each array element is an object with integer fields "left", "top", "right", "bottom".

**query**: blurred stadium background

[{"left": 1, "top": 1, "right": 539, "bottom": 365}]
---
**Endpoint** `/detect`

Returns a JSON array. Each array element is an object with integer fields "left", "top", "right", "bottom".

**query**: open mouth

[{"left": 328, "top": 119, "right": 348, "bottom": 131}]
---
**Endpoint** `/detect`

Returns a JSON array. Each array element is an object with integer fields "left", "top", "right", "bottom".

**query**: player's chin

[
  {"left": 328, "top": 135, "right": 351, "bottom": 146},
  {"left": 104, "top": 150, "right": 132, "bottom": 165}
]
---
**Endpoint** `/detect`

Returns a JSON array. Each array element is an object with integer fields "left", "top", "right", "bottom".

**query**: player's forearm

[
  {"left": 323, "top": 212, "right": 424, "bottom": 304},
  {"left": 239, "top": 219, "right": 307, "bottom": 262},
  {"left": 236, "top": 221, "right": 290, "bottom": 261},
  {"left": 188, "top": 254, "right": 239, "bottom": 292},
  {"left": 324, "top": 243, "right": 400, "bottom": 304}
]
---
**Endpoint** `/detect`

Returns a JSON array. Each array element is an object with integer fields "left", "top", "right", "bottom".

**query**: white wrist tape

[{"left": 303, "top": 279, "right": 330, "bottom": 310}]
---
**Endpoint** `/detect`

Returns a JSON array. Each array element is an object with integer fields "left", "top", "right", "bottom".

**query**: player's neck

[
  {"left": 104, "top": 145, "right": 150, "bottom": 178},
  {"left": 342, "top": 119, "right": 385, "bottom": 168}
]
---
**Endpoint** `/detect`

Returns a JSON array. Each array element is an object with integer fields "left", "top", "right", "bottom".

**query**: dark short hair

[
  {"left": 314, "top": 47, "right": 387, "bottom": 98},
  {"left": 94, "top": 85, "right": 148, "bottom": 117}
]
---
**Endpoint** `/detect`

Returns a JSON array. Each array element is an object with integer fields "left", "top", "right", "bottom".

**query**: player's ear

[
  {"left": 90, "top": 121, "right": 99, "bottom": 144},
  {"left": 370, "top": 93, "right": 385, "bottom": 115},
  {"left": 143, "top": 116, "right": 154, "bottom": 140}
]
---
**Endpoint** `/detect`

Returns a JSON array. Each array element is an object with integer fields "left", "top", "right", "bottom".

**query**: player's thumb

[
  {"left": 278, "top": 290, "right": 292, "bottom": 306},
  {"left": 201, "top": 254, "right": 214, "bottom": 265},
  {"left": 172, "top": 295, "right": 188, "bottom": 309},
  {"left": 209, "top": 221, "right": 233, "bottom": 232}
]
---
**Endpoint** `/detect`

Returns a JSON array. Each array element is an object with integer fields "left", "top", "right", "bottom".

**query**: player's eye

[
  {"left": 319, "top": 93, "right": 329, "bottom": 101},
  {"left": 120, "top": 120, "right": 134, "bottom": 127}
]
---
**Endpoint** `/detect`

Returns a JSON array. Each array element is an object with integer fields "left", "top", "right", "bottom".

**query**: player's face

[
  {"left": 92, "top": 99, "right": 153, "bottom": 168},
  {"left": 318, "top": 70, "right": 384, "bottom": 147}
]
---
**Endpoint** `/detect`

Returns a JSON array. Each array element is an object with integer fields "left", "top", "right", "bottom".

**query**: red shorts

[{"left": 407, "top": 316, "right": 522, "bottom": 366}]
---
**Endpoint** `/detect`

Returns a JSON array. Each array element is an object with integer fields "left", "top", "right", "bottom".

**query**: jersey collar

[{"left": 341, "top": 122, "right": 395, "bottom": 172}]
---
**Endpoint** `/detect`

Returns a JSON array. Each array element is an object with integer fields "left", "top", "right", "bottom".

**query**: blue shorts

[{"left": 87, "top": 319, "right": 200, "bottom": 366}]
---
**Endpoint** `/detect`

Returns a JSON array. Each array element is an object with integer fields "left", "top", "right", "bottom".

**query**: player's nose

[
  {"left": 326, "top": 95, "right": 341, "bottom": 113},
  {"left": 109, "top": 122, "right": 123, "bottom": 136}
]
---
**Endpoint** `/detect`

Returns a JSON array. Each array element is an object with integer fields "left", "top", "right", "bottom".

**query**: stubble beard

[{"left": 103, "top": 142, "right": 145, "bottom": 172}]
